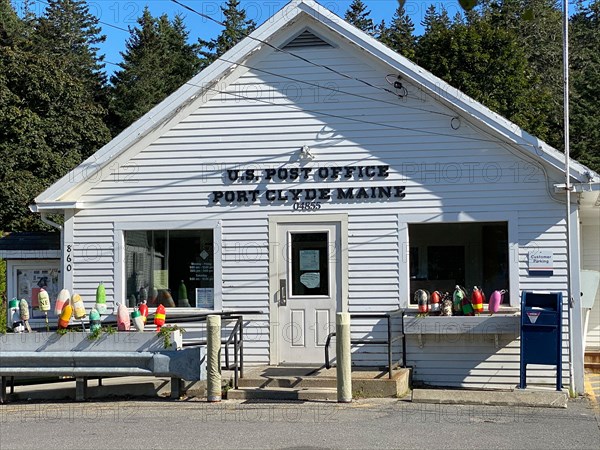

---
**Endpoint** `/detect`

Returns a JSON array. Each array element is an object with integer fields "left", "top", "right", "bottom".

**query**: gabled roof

[{"left": 33, "top": 0, "right": 598, "bottom": 209}]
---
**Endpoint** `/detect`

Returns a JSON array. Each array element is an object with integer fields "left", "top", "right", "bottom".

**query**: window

[
  {"left": 125, "top": 230, "right": 214, "bottom": 308},
  {"left": 408, "top": 222, "right": 508, "bottom": 305},
  {"left": 290, "top": 232, "right": 329, "bottom": 296}
]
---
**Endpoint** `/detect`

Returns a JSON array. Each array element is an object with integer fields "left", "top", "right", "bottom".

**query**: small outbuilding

[
  {"left": 0, "top": 232, "right": 61, "bottom": 305},
  {"left": 29, "top": 0, "right": 599, "bottom": 393}
]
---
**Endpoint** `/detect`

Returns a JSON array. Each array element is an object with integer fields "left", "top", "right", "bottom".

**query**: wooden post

[
  {"left": 207, "top": 315, "right": 222, "bottom": 402},
  {"left": 336, "top": 312, "right": 352, "bottom": 403}
]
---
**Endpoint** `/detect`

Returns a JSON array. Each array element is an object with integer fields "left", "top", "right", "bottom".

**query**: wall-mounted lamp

[{"left": 299, "top": 145, "right": 314, "bottom": 160}]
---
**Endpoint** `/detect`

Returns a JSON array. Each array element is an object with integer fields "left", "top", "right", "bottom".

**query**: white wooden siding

[
  {"left": 71, "top": 39, "right": 572, "bottom": 387},
  {"left": 581, "top": 224, "right": 600, "bottom": 349}
]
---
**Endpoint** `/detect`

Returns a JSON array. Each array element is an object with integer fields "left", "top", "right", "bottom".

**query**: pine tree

[
  {"left": 570, "top": 0, "right": 600, "bottom": 173},
  {"left": 344, "top": 0, "right": 376, "bottom": 36},
  {"left": 109, "top": 8, "right": 201, "bottom": 133},
  {"left": 198, "top": 0, "right": 255, "bottom": 67},
  {"left": 0, "top": 0, "right": 111, "bottom": 230},
  {"left": 483, "top": 0, "right": 564, "bottom": 152},
  {"left": 34, "top": 0, "right": 107, "bottom": 100},
  {"left": 379, "top": 2, "right": 416, "bottom": 59},
  {"left": 415, "top": 6, "right": 452, "bottom": 74}
]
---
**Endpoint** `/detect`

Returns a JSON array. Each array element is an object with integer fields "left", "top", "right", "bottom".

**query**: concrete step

[
  {"left": 584, "top": 351, "right": 600, "bottom": 364},
  {"left": 585, "top": 362, "right": 600, "bottom": 374},
  {"left": 238, "top": 376, "right": 337, "bottom": 389},
  {"left": 227, "top": 386, "right": 337, "bottom": 401},
  {"left": 234, "top": 368, "right": 410, "bottom": 399}
]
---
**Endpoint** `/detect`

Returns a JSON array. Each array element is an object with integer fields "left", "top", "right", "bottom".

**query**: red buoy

[
  {"left": 154, "top": 304, "right": 166, "bottom": 332},
  {"left": 430, "top": 291, "right": 441, "bottom": 313},
  {"left": 415, "top": 289, "right": 429, "bottom": 313},
  {"left": 471, "top": 286, "right": 484, "bottom": 315}
]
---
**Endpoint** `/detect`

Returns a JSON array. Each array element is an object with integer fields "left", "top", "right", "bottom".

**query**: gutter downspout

[{"left": 39, "top": 211, "right": 63, "bottom": 231}]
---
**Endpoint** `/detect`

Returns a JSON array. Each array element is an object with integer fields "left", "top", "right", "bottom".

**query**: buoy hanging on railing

[
  {"left": 471, "top": 286, "right": 484, "bottom": 315},
  {"left": 488, "top": 290, "right": 507, "bottom": 314},
  {"left": 139, "top": 300, "right": 148, "bottom": 324},
  {"left": 9, "top": 299, "right": 23, "bottom": 333},
  {"left": 19, "top": 298, "right": 32, "bottom": 332},
  {"left": 415, "top": 289, "right": 429, "bottom": 313},
  {"left": 72, "top": 294, "right": 86, "bottom": 320},
  {"left": 116, "top": 303, "right": 130, "bottom": 331},
  {"left": 131, "top": 308, "right": 144, "bottom": 332},
  {"left": 430, "top": 291, "right": 441, "bottom": 314},
  {"left": 38, "top": 288, "right": 51, "bottom": 331},
  {"left": 95, "top": 282, "right": 107, "bottom": 315},
  {"left": 452, "top": 286, "right": 465, "bottom": 314},
  {"left": 58, "top": 303, "right": 73, "bottom": 329},
  {"left": 71, "top": 293, "right": 87, "bottom": 331},
  {"left": 89, "top": 308, "right": 101, "bottom": 333},
  {"left": 55, "top": 289, "right": 70, "bottom": 316},
  {"left": 154, "top": 304, "right": 166, "bottom": 332}
]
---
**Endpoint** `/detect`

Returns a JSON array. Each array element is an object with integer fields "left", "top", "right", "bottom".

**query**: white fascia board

[
  {"left": 29, "top": 202, "right": 80, "bottom": 212},
  {"left": 297, "top": 1, "right": 598, "bottom": 183},
  {"left": 0, "top": 250, "right": 61, "bottom": 259},
  {"left": 34, "top": 1, "right": 305, "bottom": 205}
]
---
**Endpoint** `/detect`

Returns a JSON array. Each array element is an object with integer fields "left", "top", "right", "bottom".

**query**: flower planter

[
  {"left": 0, "top": 330, "right": 183, "bottom": 352},
  {"left": 403, "top": 314, "right": 520, "bottom": 336}
]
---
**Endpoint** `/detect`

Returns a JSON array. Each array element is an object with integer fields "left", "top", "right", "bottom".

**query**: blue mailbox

[{"left": 519, "top": 291, "right": 563, "bottom": 391}]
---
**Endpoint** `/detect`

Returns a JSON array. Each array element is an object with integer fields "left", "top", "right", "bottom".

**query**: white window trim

[
  {"left": 114, "top": 220, "right": 222, "bottom": 311},
  {"left": 398, "top": 212, "right": 519, "bottom": 308}
]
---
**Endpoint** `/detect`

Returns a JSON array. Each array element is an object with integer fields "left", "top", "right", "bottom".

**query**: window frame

[
  {"left": 115, "top": 220, "right": 222, "bottom": 310},
  {"left": 399, "top": 213, "right": 519, "bottom": 309}
]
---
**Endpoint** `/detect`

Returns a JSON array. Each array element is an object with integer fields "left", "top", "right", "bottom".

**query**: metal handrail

[
  {"left": 324, "top": 309, "right": 406, "bottom": 379},
  {"left": 223, "top": 316, "right": 244, "bottom": 389},
  {"left": 177, "top": 312, "right": 249, "bottom": 389}
]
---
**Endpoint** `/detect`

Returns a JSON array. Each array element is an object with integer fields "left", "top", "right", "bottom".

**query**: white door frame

[{"left": 268, "top": 214, "right": 349, "bottom": 365}]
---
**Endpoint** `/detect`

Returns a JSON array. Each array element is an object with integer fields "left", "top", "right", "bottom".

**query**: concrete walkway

[{"left": 5, "top": 370, "right": 599, "bottom": 411}]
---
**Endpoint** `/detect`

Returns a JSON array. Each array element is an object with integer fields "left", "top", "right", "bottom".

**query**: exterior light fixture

[{"left": 299, "top": 145, "right": 314, "bottom": 160}]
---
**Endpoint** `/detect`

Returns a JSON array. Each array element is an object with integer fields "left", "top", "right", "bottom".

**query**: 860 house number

[{"left": 293, "top": 202, "right": 321, "bottom": 212}]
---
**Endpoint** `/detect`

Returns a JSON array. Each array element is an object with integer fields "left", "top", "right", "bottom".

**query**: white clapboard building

[{"left": 31, "top": 0, "right": 600, "bottom": 393}]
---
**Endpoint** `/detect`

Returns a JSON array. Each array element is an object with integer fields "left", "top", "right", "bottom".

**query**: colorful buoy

[
  {"left": 154, "top": 304, "right": 166, "bottom": 332},
  {"left": 95, "top": 282, "right": 108, "bottom": 315},
  {"left": 116, "top": 303, "right": 130, "bottom": 331},
  {"left": 89, "top": 308, "right": 101, "bottom": 333},
  {"left": 471, "top": 286, "right": 484, "bottom": 315},
  {"left": 131, "top": 308, "right": 144, "bottom": 332},
  {"left": 58, "top": 303, "right": 73, "bottom": 329},
  {"left": 55, "top": 289, "right": 70, "bottom": 316}
]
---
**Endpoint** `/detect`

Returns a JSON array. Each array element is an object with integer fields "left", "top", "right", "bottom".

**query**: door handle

[{"left": 279, "top": 279, "right": 287, "bottom": 306}]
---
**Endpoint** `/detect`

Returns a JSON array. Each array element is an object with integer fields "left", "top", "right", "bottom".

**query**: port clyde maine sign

[{"left": 211, "top": 165, "right": 406, "bottom": 208}]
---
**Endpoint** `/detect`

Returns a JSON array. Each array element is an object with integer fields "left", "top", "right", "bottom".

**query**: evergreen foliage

[
  {"left": 570, "top": 0, "right": 600, "bottom": 172},
  {"left": 109, "top": 7, "right": 201, "bottom": 133},
  {"left": 379, "top": 2, "right": 416, "bottom": 59},
  {"left": 0, "top": 0, "right": 111, "bottom": 231},
  {"left": 198, "top": 0, "right": 255, "bottom": 67},
  {"left": 344, "top": 0, "right": 376, "bottom": 35}
]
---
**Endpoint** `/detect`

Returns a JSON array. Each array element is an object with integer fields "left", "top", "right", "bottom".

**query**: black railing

[
  {"left": 223, "top": 316, "right": 243, "bottom": 389},
  {"left": 172, "top": 310, "right": 261, "bottom": 389},
  {"left": 324, "top": 309, "right": 406, "bottom": 379}
]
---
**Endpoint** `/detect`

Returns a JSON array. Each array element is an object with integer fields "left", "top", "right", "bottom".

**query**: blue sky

[
  {"left": 17, "top": 1, "right": 584, "bottom": 78},
  {"left": 18, "top": 1, "right": 467, "bottom": 76}
]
